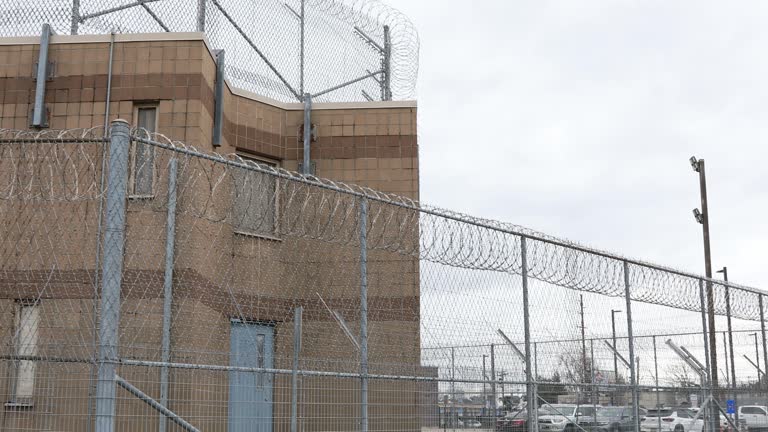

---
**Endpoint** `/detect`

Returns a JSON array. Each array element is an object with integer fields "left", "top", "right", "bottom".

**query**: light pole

[
  {"left": 750, "top": 333, "right": 761, "bottom": 384},
  {"left": 690, "top": 156, "right": 720, "bottom": 396},
  {"left": 611, "top": 309, "right": 621, "bottom": 406}
]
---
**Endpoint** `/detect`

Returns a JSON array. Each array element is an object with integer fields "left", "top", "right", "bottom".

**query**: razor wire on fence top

[
  {"left": 1, "top": 125, "right": 768, "bottom": 432},
  {"left": 0, "top": 0, "right": 418, "bottom": 103}
]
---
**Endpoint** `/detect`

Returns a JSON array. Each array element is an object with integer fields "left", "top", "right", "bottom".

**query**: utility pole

[
  {"left": 690, "top": 156, "right": 719, "bottom": 397},
  {"left": 580, "top": 295, "right": 587, "bottom": 385},
  {"left": 611, "top": 309, "right": 621, "bottom": 405}
]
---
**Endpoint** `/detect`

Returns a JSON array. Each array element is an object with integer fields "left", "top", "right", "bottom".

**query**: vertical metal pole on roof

[
  {"left": 71, "top": 0, "right": 80, "bottom": 34},
  {"left": 32, "top": 23, "right": 52, "bottom": 128},
  {"left": 95, "top": 120, "right": 131, "bottom": 432},
  {"left": 521, "top": 237, "right": 535, "bottom": 432},
  {"left": 212, "top": 50, "right": 225, "bottom": 147},
  {"left": 359, "top": 198, "right": 369, "bottom": 432},
  {"left": 302, "top": 93, "right": 312, "bottom": 175},
  {"left": 381, "top": 25, "right": 392, "bottom": 101},
  {"left": 159, "top": 158, "right": 178, "bottom": 432},
  {"left": 196, "top": 0, "right": 206, "bottom": 32},
  {"left": 653, "top": 336, "right": 661, "bottom": 431},
  {"left": 291, "top": 307, "right": 303, "bottom": 432},
  {"left": 490, "top": 344, "right": 496, "bottom": 417},
  {"left": 623, "top": 261, "right": 640, "bottom": 432},
  {"left": 299, "top": 0, "right": 305, "bottom": 96},
  {"left": 760, "top": 296, "right": 768, "bottom": 391},
  {"left": 698, "top": 279, "right": 712, "bottom": 432}
]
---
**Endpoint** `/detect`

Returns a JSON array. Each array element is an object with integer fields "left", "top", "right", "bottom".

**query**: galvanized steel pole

[
  {"left": 490, "top": 344, "right": 496, "bottom": 417},
  {"left": 71, "top": 0, "right": 80, "bottom": 34},
  {"left": 382, "top": 25, "right": 392, "bottom": 100},
  {"left": 291, "top": 307, "right": 303, "bottom": 432},
  {"left": 720, "top": 268, "right": 739, "bottom": 425},
  {"left": 302, "top": 93, "right": 312, "bottom": 175},
  {"left": 196, "top": 0, "right": 206, "bottom": 32},
  {"left": 95, "top": 119, "right": 131, "bottom": 432},
  {"left": 360, "top": 198, "right": 369, "bottom": 432},
  {"left": 653, "top": 336, "right": 661, "bottom": 431},
  {"left": 623, "top": 261, "right": 640, "bottom": 432},
  {"left": 760, "top": 296, "right": 768, "bottom": 391},
  {"left": 521, "top": 237, "right": 535, "bottom": 432},
  {"left": 32, "top": 24, "right": 52, "bottom": 128},
  {"left": 299, "top": 0, "right": 305, "bottom": 95},
  {"left": 212, "top": 50, "right": 225, "bottom": 147},
  {"left": 159, "top": 158, "right": 178, "bottom": 432}
]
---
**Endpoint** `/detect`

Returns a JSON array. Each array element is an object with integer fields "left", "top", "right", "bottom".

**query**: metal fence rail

[
  {"left": 0, "top": 124, "right": 767, "bottom": 432},
  {"left": 0, "top": 0, "right": 419, "bottom": 103}
]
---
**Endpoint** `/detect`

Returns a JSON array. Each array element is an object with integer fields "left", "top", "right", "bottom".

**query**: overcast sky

[{"left": 385, "top": 0, "right": 768, "bottom": 289}]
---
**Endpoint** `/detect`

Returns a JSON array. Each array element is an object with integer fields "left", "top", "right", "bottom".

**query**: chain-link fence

[
  {"left": 0, "top": 123, "right": 767, "bottom": 432},
  {"left": 0, "top": 0, "right": 418, "bottom": 103}
]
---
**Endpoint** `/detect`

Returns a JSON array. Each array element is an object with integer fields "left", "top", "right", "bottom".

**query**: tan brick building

[{"left": 0, "top": 32, "right": 421, "bottom": 431}]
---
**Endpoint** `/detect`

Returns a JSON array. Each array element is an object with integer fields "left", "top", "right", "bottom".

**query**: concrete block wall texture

[{"left": 0, "top": 33, "right": 421, "bottom": 430}]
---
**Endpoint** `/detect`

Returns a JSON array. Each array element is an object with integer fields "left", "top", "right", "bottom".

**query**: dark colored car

[
  {"left": 587, "top": 406, "right": 646, "bottom": 432},
  {"left": 496, "top": 411, "right": 528, "bottom": 432}
]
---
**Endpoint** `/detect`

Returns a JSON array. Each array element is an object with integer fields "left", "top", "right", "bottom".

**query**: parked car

[
  {"left": 586, "top": 406, "right": 647, "bottom": 432},
  {"left": 739, "top": 406, "right": 768, "bottom": 431},
  {"left": 538, "top": 404, "right": 598, "bottom": 432},
  {"left": 460, "top": 419, "right": 482, "bottom": 428},
  {"left": 496, "top": 411, "right": 528, "bottom": 432},
  {"left": 641, "top": 408, "right": 703, "bottom": 432}
]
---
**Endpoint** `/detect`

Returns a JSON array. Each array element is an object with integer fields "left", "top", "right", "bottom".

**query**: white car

[
  {"left": 538, "top": 404, "right": 598, "bottom": 432},
  {"left": 739, "top": 406, "right": 768, "bottom": 431},
  {"left": 458, "top": 419, "right": 482, "bottom": 428},
  {"left": 641, "top": 408, "right": 703, "bottom": 432}
]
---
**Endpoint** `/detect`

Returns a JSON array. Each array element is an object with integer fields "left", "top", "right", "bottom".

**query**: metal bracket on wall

[
  {"left": 31, "top": 23, "right": 54, "bottom": 128},
  {"left": 212, "top": 49, "right": 225, "bottom": 147}
]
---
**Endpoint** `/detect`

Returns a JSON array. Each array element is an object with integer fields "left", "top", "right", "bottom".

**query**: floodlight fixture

[
  {"left": 693, "top": 208, "right": 704, "bottom": 224},
  {"left": 690, "top": 156, "right": 700, "bottom": 172}
]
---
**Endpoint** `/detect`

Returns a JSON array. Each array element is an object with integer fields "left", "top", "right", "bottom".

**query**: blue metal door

[{"left": 229, "top": 321, "right": 274, "bottom": 432}]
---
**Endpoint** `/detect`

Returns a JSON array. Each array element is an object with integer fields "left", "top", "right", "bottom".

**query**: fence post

[
  {"left": 212, "top": 50, "right": 225, "bottom": 147},
  {"left": 590, "top": 340, "right": 597, "bottom": 411},
  {"left": 698, "top": 279, "right": 713, "bottom": 432},
  {"left": 302, "top": 93, "right": 312, "bottom": 175},
  {"left": 490, "top": 344, "right": 496, "bottom": 418},
  {"left": 196, "top": 0, "right": 206, "bottom": 32},
  {"left": 653, "top": 336, "right": 661, "bottom": 431},
  {"left": 299, "top": 0, "right": 305, "bottom": 95},
  {"left": 381, "top": 25, "right": 392, "bottom": 100},
  {"left": 95, "top": 119, "right": 131, "bottom": 432},
  {"left": 159, "top": 158, "right": 178, "bottom": 432},
  {"left": 725, "top": 283, "right": 738, "bottom": 425},
  {"left": 71, "top": 0, "right": 80, "bottom": 34},
  {"left": 760, "top": 296, "right": 768, "bottom": 391},
  {"left": 359, "top": 198, "right": 369, "bottom": 432},
  {"left": 520, "top": 237, "right": 535, "bottom": 432},
  {"left": 32, "top": 24, "right": 52, "bottom": 128},
  {"left": 623, "top": 261, "right": 640, "bottom": 432},
  {"left": 451, "top": 347, "right": 455, "bottom": 431},
  {"left": 291, "top": 306, "right": 303, "bottom": 432}
]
